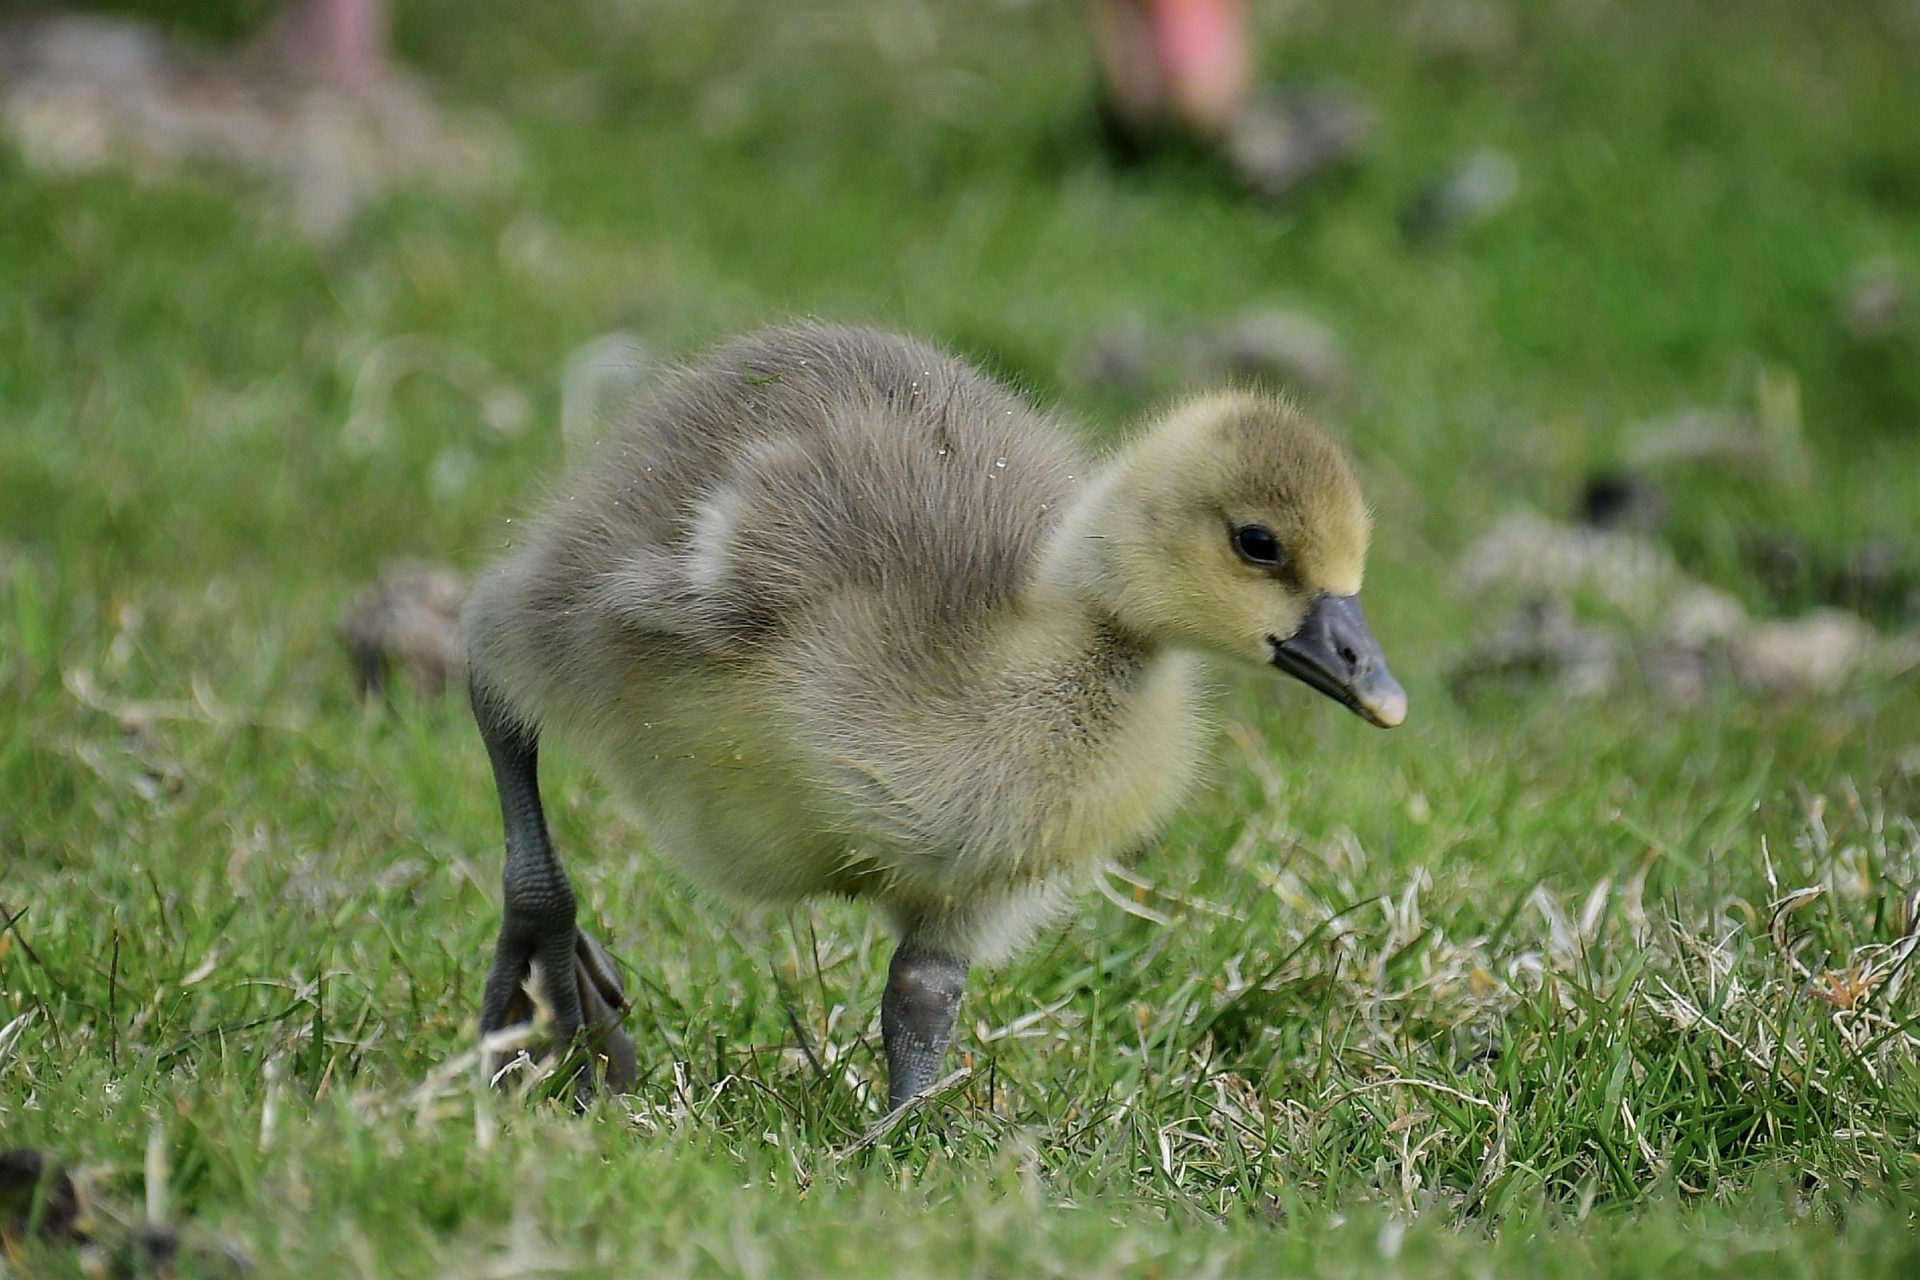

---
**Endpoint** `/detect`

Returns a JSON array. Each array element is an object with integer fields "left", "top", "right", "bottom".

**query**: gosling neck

[{"left": 1029, "top": 460, "right": 1148, "bottom": 648}]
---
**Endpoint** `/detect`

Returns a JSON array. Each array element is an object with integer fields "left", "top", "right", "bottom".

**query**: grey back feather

[{"left": 480, "top": 324, "right": 1085, "bottom": 682}]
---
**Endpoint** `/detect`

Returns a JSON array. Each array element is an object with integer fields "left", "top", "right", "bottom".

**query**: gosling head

[{"left": 1090, "top": 392, "right": 1407, "bottom": 728}]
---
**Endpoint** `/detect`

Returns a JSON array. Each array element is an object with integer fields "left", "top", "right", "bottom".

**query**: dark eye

[{"left": 1232, "top": 524, "right": 1284, "bottom": 567}]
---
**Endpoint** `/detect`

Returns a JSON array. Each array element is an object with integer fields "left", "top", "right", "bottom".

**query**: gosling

[{"left": 463, "top": 321, "right": 1405, "bottom": 1110}]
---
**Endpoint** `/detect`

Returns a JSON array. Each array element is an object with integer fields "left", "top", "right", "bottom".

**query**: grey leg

[
  {"left": 473, "top": 677, "right": 637, "bottom": 1100},
  {"left": 881, "top": 942, "right": 968, "bottom": 1111}
]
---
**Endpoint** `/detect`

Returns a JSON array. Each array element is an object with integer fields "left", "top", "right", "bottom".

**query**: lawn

[{"left": 3, "top": 0, "right": 1919, "bottom": 1274}]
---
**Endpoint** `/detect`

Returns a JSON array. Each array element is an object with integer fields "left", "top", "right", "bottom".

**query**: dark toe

[{"left": 575, "top": 956, "right": 638, "bottom": 1095}]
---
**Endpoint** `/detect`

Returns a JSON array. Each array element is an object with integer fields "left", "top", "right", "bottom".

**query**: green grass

[{"left": 4, "top": 0, "right": 1919, "bottom": 1273}]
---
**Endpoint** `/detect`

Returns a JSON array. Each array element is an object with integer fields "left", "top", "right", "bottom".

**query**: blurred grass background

[{"left": 3, "top": 0, "right": 1918, "bottom": 1275}]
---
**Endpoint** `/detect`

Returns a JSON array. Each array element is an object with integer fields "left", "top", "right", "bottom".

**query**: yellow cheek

[
  {"left": 1247, "top": 596, "right": 1307, "bottom": 662},
  {"left": 1268, "top": 595, "right": 1311, "bottom": 639}
]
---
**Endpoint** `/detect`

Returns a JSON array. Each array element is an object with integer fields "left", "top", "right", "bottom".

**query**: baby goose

[{"left": 463, "top": 322, "right": 1404, "bottom": 1109}]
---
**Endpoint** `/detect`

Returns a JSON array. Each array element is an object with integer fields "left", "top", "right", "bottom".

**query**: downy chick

[{"left": 462, "top": 322, "right": 1405, "bottom": 1109}]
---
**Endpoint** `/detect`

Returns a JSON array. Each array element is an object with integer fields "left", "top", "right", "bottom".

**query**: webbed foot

[{"left": 482, "top": 924, "right": 637, "bottom": 1102}]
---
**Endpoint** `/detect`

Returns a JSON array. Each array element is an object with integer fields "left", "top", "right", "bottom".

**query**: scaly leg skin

[
  {"left": 881, "top": 942, "right": 969, "bottom": 1112},
  {"left": 473, "top": 678, "right": 637, "bottom": 1103}
]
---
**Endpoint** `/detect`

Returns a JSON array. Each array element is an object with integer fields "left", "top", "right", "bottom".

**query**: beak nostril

[{"left": 1339, "top": 645, "right": 1358, "bottom": 668}]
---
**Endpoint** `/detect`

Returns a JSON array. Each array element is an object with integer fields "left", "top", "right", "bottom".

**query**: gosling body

[
  {"left": 462, "top": 322, "right": 1404, "bottom": 1109},
  {"left": 467, "top": 326, "right": 1205, "bottom": 958}
]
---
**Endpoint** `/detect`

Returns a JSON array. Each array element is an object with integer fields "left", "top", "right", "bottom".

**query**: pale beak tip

[{"left": 1360, "top": 680, "right": 1408, "bottom": 729}]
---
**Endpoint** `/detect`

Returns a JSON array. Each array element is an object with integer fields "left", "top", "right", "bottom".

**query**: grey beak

[{"left": 1269, "top": 594, "right": 1407, "bottom": 728}]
